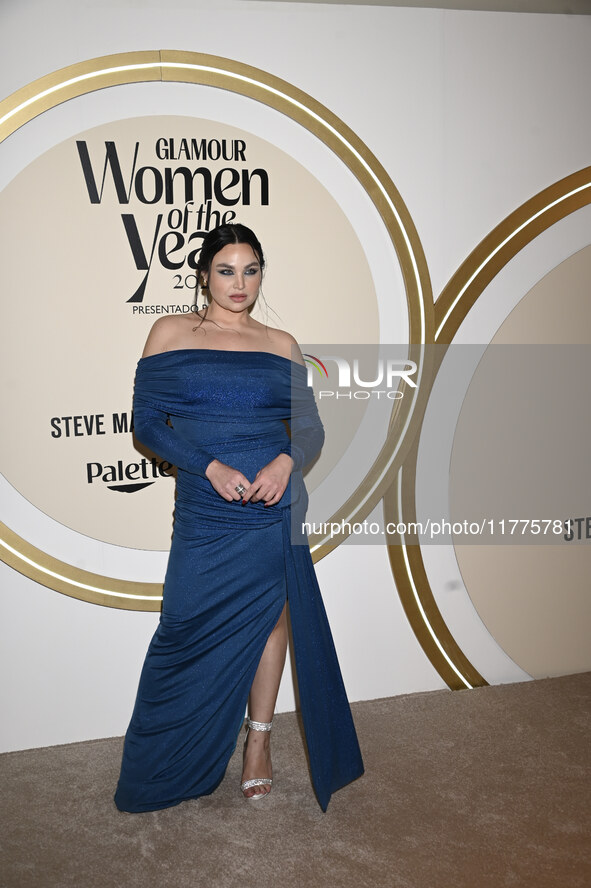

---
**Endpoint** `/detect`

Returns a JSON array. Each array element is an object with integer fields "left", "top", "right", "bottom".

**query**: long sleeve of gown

[
  {"left": 279, "top": 414, "right": 325, "bottom": 471},
  {"left": 132, "top": 358, "right": 216, "bottom": 478},
  {"left": 279, "top": 364, "right": 325, "bottom": 471},
  {"left": 133, "top": 401, "right": 216, "bottom": 478}
]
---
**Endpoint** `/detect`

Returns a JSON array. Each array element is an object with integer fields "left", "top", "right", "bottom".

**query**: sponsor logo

[
  {"left": 50, "top": 411, "right": 173, "bottom": 493},
  {"left": 86, "top": 457, "right": 173, "bottom": 493}
]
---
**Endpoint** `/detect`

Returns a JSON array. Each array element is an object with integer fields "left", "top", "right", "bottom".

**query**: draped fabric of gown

[{"left": 114, "top": 348, "right": 363, "bottom": 813}]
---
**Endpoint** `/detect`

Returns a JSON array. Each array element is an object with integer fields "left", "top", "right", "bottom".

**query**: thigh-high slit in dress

[{"left": 114, "top": 348, "right": 364, "bottom": 813}]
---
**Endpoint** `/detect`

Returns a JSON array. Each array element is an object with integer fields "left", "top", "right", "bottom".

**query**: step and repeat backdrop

[{"left": 1, "top": 37, "right": 590, "bottom": 752}]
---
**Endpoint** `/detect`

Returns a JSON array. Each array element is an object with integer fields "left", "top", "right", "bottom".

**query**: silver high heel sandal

[{"left": 241, "top": 717, "right": 273, "bottom": 800}]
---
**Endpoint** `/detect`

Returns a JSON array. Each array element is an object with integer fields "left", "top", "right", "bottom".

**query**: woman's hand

[
  {"left": 242, "top": 453, "right": 294, "bottom": 507},
  {"left": 204, "top": 459, "right": 252, "bottom": 502}
]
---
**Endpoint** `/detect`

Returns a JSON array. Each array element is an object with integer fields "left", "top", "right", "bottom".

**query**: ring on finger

[{"left": 235, "top": 484, "right": 246, "bottom": 496}]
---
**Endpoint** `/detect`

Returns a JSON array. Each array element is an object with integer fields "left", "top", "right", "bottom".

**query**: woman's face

[{"left": 203, "top": 242, "right": 262, "bottom": 314}]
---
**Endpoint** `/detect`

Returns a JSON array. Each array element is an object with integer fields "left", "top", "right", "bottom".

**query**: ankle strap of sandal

[{"left": 246, "top": 717, "right": 273, "bottom": 732}]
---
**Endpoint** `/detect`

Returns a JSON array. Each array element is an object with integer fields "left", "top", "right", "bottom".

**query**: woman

[{"left": 114, "top": 224, "right": 363, "bottom": 812}]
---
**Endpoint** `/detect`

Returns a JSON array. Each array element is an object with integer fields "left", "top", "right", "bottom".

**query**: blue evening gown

[{"left": 114, "top": 349, "right": 363, "bottom": 812}]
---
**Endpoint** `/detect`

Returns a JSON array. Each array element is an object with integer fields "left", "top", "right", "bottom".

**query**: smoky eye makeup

[{"left": 214, "top": 263, "right": 260, "bottom": 275}]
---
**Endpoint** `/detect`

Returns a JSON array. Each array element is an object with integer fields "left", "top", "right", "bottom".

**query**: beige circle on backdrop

[
  {"left": 451, "top": 245, "right": 591, "bottom": 678},
  {"left": 0, "top": 115, "right": 378, "bottom": 550}
]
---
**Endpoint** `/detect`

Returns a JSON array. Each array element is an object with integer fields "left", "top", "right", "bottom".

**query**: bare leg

[{"left": 241, "top": 603, "right": 288, "bottom": 798}]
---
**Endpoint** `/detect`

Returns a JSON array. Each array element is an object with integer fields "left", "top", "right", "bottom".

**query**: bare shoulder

[
  {"left": 141, "top": 314, "right": 192, "bottom": 358},
  {"left": 265, "top": 328, "right": 305, "bottom": 365}
]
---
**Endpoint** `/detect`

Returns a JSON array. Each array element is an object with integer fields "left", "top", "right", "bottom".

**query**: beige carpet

[{"left": 2, "top": 673, "right": 590, "bottom": 888}]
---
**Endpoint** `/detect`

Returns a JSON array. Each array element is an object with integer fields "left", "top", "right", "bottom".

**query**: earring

[{"left": 200, "top": 277, "right": 209, "bottom": 310}]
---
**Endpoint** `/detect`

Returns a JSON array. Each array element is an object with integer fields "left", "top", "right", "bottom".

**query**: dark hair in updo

[{"left": 196, "top": 223, "right": 265, "bottom": 282}]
